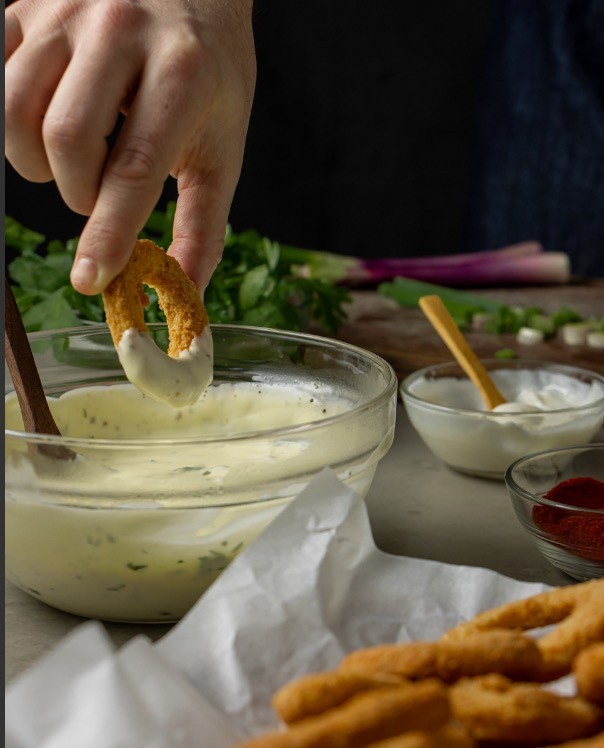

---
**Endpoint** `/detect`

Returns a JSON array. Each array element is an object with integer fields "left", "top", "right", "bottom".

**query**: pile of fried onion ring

[{"left": 236, "top": 579, "right": 604, "bottom": 748}]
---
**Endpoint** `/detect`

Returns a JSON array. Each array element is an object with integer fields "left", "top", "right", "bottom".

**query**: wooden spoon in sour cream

[{"left": 419, "top": 294, "right": 507, "bottom": 411}]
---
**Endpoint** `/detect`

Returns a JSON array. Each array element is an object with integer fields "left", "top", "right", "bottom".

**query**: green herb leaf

[
  {"left": 5, "top": 217, "right": 46, "bottom": 252},
  {"left": 6, "top": 208, "right": 350, "bottom": 334},
  {"left": 239, "top": 264, "right": 271, "bottom": 310},
  {"left": 495, "top": 348, "right": 518, "bottom": 359},
  {"left": 21, "top": 289, "right": 80, "bottom": 332}
]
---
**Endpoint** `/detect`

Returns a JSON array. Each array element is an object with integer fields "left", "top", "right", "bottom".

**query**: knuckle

[
  {"left": 161, "top": 33, "right": 206, "bottom": 81},
  {"left": 42, "top": 114, "right": 89, "bottom": 154},
  {"left": 92, "top": 0, "right": 147, "bottom": 35},
  {"left": 108, "top": 135, "right": 161, "bottom": 183},
  {"left": 107, "top": 135, "right": 160, "bottom": 183}
]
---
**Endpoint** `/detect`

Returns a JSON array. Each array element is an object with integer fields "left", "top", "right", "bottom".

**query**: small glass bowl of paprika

[{"left": 505, "top": 444, "right": 604, "bottom": 581}]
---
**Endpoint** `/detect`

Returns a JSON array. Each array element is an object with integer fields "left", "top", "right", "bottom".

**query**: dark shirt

[{"left": 464, "top": 0, "right": 604, "bottom": 277}]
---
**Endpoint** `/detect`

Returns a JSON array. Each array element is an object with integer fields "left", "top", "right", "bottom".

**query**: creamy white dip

[
  {"left": 5, "top": 381, "right": 384, "bottom": 621},
  {"left": 403, "top": 368, "right": 604, "bottom": 478},
  {"left": 409, "top": 369, "right": 603, "bottom": 413},
  {"left": 117, "top": 325, "right": 213, "bottom": 407}
]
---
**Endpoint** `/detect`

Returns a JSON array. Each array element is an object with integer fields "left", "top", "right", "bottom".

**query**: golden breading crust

[
  {"left": 339, "top": 641, "right": 438, "bottom": 680},
  {"left": 575, "top": 644, "right": 604, "bottom": 706},
  {"left": 339, "top": 629, "right": 543, "bottom": 683},
  {"left": 543, "top": 734, "right": 604, "bottom": 748},
  {"left": 450, "top": 673, "right": 603, "bottom": 745},
  {"left": 365, "top": 723, "right": 476, "bottom": 748},
  {"left": 442, "top": 579, "right": 604, "bottom": 681},
  {"left": 237, "top": 680, "right": 450, "bottom": 748},
  {"left": 272, "top": 671, "right": 407, "bottom": 725},
  {"left": 102, "top": 239, "right": 209, "bottom": 357}
]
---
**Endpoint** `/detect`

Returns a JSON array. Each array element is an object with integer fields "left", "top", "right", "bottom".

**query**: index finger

[{"left": 70, "top": 39, "right": 208, "bottom": 295}]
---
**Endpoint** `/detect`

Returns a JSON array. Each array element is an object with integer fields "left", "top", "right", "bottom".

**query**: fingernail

[{"left": 71, "top": 257, "right": 101, "bottom": 293}]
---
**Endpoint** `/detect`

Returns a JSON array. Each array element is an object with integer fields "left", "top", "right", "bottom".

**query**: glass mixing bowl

[{"left": 5, "top": 324, "right": 397, "bottom": 622}]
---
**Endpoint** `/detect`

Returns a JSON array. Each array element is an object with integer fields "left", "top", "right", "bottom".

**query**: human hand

[{"left": 5, "top": 0, "right": 256, "bottom": 294}]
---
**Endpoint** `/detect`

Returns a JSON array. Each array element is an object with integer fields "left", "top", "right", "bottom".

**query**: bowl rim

[
  {"left": 5, "top": 322, "right": 398, "bottom": 448},
  {"left": 399, "top": 358, "right": 604, "bottom": 418},
  {"left": 504, "top": 442, "right": 604, "bottom": 514}
]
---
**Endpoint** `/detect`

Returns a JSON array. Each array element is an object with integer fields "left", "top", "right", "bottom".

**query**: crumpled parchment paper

[{"left": 6, "top": 469, "right": 549, "bottom": 748}]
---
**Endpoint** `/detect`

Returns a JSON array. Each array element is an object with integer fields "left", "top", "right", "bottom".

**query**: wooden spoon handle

[
  {"left": 419, "top": 294, "right": 507, "bottom": 410},
  {"left": 5, "top": 276, "right": 74, "bottom": 458}
]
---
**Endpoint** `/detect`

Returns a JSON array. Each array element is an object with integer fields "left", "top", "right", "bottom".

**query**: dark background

[
  {"left": 234, "top": 1, "right": 493, "bottom": 259},
  {"left": 6, "top": 0, "right": 604, "bottom": 275}
]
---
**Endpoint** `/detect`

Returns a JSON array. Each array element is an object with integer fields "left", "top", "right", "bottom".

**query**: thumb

[{"left": 168, "top": 176, "right": 234, "bottom": 292}]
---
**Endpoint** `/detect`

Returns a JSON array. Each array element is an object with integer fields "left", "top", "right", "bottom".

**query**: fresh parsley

[{"left": 6, "top": 206, "right": 350, "bottom": 335}]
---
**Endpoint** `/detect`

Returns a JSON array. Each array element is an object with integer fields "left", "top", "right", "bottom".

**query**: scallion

[{"left": 281, "top": 241, "right": 571, "bottom": 287}]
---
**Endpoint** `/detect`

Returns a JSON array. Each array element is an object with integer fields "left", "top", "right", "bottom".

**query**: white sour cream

[
  {"left": 117, "top": 325, "right": 213, "bottom": 407},
  {"left": 403, "top": 368, "right": 604, "bottom": 478},
  {"left": 410, "top": 369, "right": 604, "bottom": 414},
  {"left": 5, "top": 381, "right": 383, "bottom": 621}
]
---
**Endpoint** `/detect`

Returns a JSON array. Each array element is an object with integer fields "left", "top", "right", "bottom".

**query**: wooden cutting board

[{"left": 331, "top": 279, "right": 604, "bottom": 380}]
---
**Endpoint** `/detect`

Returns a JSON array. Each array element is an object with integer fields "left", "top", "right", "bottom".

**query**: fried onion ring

[
  {"left": 102, "top": 239, "right": 212, "bottom": 407},
  {"left": 338, "top": 629, "right": 543, "bottom": 683},
  {"left": 442, "top": 579, "right": 604, "bottom": 680},
  {"left": 450, "top": 673, "right": 603, "bottom": 745},
  {"left": 272, "top": 671, "right": 407, "bottom": 725},
  {"left": 339, "top": 641, "right": 437, "bottom": 680},
  {"left": 544, "top": 734, "right": 604, "bottom": 748},
  {"left": 575, "top": 644, "right": 604, "bottom": 706},
  {"left": 236, "top": 680, "right": 450, "bottom": 748},
  {"left": 366, "top": 723, "right": 476, "bottom": 748}
]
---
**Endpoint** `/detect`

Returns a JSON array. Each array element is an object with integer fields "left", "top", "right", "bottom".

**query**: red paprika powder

[{"left": 532, "top": 477, "right": 604, "bottom": 562}]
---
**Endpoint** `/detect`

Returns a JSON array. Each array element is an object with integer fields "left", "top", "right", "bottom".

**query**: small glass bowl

[
  {"left": 400, "top": 360, "right": 604, "bottom": 479},
  {"left": 5, "top": 323, "right": 397, "bottom": 622},
  {"left": 505, "top": 444, "right": 604, "bottom": 580}
]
